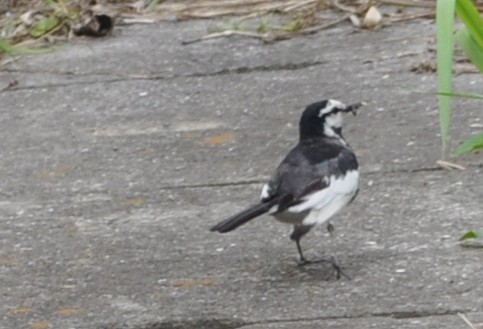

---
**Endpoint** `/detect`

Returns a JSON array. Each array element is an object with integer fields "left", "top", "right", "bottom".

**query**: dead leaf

[
  {"left": 31, "top": 321, "right": 50, "bottom": 329},
  {"left": 33, "top": 165, "right": 71, "bottom": 181},
  {"left": 172, "top": 277, "right": 221, "bottom": 288},
  {"left": 10, "top": 306, "right": 32, "bottom": 315},
  {"left": 203, "top": 131, "right": 234, "bottom": 146},
  {"left": 55, "top": 307, "right": 82, "bottom": 316},
  {"left": 80, "top": 248, "right": 93, "bottom": 258},
  {"left": 174, "top": 120, "right": 224, "bottom": 132},
  {"left": 124, "top": 197, "right": 146, "bottom": 208},
  {"left": 0, "top": 255, "right": 20, "bottom": 266}
]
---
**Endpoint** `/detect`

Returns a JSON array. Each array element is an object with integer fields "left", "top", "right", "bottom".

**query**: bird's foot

[
  {"left": 297, "top": 255, "right": 350, "bottom": 280},
  {"left": 326, "top": 222, "right": 334, "bottom": 235}
]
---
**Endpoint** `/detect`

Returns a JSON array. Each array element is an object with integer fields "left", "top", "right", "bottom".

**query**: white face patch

[
  {"left": 323, "top": 111, "right": 344, "bottom": 138},
  {"left": 318, "top": 99, "right": 346, "bottom": 117}
]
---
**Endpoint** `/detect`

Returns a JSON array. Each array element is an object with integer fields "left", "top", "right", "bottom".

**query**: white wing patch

[
  {"left": 261, "top": 184, "right": 280, "bottom": 215},
  {"left": 286, "top": 170, "right": 359, "bottom": 226},
  {"left": 260, "top": 183, "right": 271, "bottom": 200}
]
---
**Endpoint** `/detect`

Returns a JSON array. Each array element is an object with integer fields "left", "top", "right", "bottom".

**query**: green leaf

[
  {"left": 459, "top": 230, "right": 483, "bottom": 248},
  {"left": 455, "top": 133, "right": 483, "bottom": 156},
  {"left": 459, "top": 230, "right": 483, "bottom": 240},
  {"left": 30, "top": 16, "right": 60, "bottom": 38},
  {"left": 281, "top": 19, "right": 303, "bottom": 32},
  {"left": 456, "top": 27, "right": 483, "bottom": 73},
  {"left": 257, "top": 22, "right": 268, "bottom": 34},
  {"left": 436, "top": 0, "right": 456, "bottom": 157},
  {"left": 456, "top": 0, "right": 483, "bottom": 48}
]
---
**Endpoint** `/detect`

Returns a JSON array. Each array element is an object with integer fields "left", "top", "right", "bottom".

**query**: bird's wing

[
  {"left": 288, "top": 169, "right": 359, "bottom": 213},
  {"left": 261, "top": 139, "right": 358, "bottom": 215}
]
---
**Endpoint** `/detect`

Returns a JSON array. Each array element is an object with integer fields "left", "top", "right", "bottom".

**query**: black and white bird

[{"left": 210, "top": 99, "right": 363, "bottom": 276}]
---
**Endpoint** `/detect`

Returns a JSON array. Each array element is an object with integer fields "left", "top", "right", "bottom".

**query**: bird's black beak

[{"left": 342, "top": 102, "right": 366, "bottom": 116}]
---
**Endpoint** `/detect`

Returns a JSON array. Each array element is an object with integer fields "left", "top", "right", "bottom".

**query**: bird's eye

[{"left": 325, "top": 108, "right": 340, "bottom": 116}]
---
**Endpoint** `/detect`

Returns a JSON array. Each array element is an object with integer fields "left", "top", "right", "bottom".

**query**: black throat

[
  {"left": 299, "top": 119, "right": 344, "bottom": 141},
  {"left": 299, "top": 116, "right": 327, "bottom": 140}
]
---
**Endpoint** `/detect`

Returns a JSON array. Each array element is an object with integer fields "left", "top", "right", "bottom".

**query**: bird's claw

[{"left": 297, "top": 255, "right": 350, "bottom": 280}]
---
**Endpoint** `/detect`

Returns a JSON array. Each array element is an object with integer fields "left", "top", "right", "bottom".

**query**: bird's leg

[
  {"left": 295, "top": 237, "right": 308, "bottom": 265},
  {"left": 325, "top": 256, "right": 350, "bottom": 280},
  {"left": 326, "top": 221, "right": 334, "bottom": 234},
  {"left": 291, "top": 224, "right": 312, "bottom": 265}
]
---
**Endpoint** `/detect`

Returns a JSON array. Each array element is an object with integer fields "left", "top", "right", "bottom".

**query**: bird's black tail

[{"left": 210, "top": 199, "right": 279, "bottom": 233}]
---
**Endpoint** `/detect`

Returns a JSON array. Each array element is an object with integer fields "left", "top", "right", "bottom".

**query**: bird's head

[{"left": 299, "top": 99, "right": 363, "bottom": 140}]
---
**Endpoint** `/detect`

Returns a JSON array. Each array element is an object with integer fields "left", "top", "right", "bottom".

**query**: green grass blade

[
  {"left": 30, "top": 16, "right": 61, "bottom": 38},
  {"left": 456, "top": 0, "right": 483, "bottom": 48},
  {"left": 437, "top": 91, "right": 483, "bottom": 100},
  {"left": 455, "top": 133, "right": 483, "bottom": 156},
  {"left": 147, "top": 0, "right": 162, "bottom": 11},
  {"left": 0, "top": 39, "right": 52, "bottom": 55},
  {"left": 456, "top": 27, "right": 483, "bottom": 72},
  {"left": 436, "top": 0, "right": 456, "bottom": 157}
]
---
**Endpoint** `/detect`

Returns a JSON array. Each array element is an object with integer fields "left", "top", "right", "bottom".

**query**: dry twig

[
  {"left": 299, "top": 13, "right": 352, "bottom": 35},
  {"left": 182, "top": 12, "right": 353, "bottom": 45},
  {"left": 458, "top": 313, "right": 477, "bottom": 329},
  {"left": 436, "top": 160, "right": 466, "bottom": 171},
  {"left": 182, "top": 30, "right": 273, "bottom": 45},
  {"left": 387, "top": 11, "right": 435, "bottom": 23}
]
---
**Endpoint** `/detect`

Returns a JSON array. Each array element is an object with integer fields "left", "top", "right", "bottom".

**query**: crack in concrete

[
  {"left": 100, "top": 308, "right": 473, "bottom": 329},
  {"left": 199, "top": 60, "right": 329, "bottom": 76},
  {"left": 233, "top": 309, "right": 472, "bottom": 328},
  {"left": 371, "top": 309, "right": 465, "bottom": 319},
  {"left": 158, "top": 178, "right": 267, "bottom": 191},
  {"left": 157, "top": 163, "right": 483, "bottom": 191},
  {"left": 2, "top": 60, "right": 328, "bottom": 91},
  {"left": 99, "top": 318, "right": 248, "bottom": 329}
]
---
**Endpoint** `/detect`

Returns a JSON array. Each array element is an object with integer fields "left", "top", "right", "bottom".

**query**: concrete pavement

[{"left": 1, "top": 17, "right": 483, "bottom": 329}]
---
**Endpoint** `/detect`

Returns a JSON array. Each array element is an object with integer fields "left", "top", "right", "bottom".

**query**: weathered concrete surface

[{"left": 1, "top": 17, "right": 483, "bottom": 329}]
